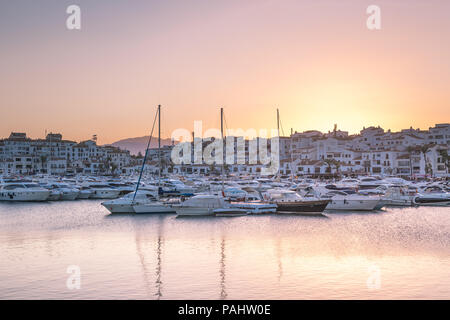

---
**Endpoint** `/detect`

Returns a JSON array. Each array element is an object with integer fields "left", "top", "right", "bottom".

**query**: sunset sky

[{"left": 1, "top": 0, "right": 449, "bottom": 144}]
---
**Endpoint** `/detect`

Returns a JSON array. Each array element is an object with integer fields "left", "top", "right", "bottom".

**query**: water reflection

[
  {"left": 132, "top": 215, "right": 166, "bottom": 299},
  {"left": 219, "top": 238, "right": 227, "bottom": 300},
  {"left": 1, "top": 202, "right": 450, "bottom": 299}
]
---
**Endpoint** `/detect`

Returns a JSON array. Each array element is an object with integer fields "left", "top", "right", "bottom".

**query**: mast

[
  {"left": 277, "top": 108, "right": 280, "bottom": 137},
  {"left": 220, "top": 108, "right": 224, "bottom": 192},
  {"left": 132, "top": 107, "right": 158, "bottom": 203},
  {"left": 277, "top": 108, "right": 281, "bottom": 180},
  {"left": 158, "top": 104, "right": 161, "bottom": 198}
]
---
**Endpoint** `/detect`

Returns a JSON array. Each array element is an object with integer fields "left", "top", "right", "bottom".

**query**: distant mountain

[{"left": 108, "top": 136, "right": 174, "bottom": 155}]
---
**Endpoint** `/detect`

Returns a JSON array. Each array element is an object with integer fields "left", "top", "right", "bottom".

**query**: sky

[{"left": 1, "top": 0, "right": 449, "bottom": 144}]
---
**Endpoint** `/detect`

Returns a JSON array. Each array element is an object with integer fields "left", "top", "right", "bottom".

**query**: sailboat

[
  {"left": 133, "top": 105, "right": 176, "bottom": 214},
  {"left": 175, "top": 108, "right": 248, "bottom": 217},
  {"left": 102, "top": 105, "right": 174, "bottom": 214}
]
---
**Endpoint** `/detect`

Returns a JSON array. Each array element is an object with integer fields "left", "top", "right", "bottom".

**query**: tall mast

[
  {"left": 158, "top": 105, "right": 161, "bottom": 197},
  {"left": 277, "top": 108, "right": 280, "bottom": 137},
  {"left": 221, "top": 107, "right": 224, "bottom": 193},
  {"left": 132, "top": 107, "right": 158, "bottom": 203}
]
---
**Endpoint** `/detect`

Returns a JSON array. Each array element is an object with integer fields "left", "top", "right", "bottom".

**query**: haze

[{"left": 1, "top": 0, "right": 449, "bottom": 144}]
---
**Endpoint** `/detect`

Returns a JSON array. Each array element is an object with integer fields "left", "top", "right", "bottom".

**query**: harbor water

[{"left": 0, "top": 201, "right": 449, "bottom": 299}]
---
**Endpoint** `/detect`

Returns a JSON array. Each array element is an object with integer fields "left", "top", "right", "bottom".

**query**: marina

[
  {"left": 1, "top": 0, "right": 450, "bottom": 303},
  {"left": 0, "top": 200, "right": 449, "bottom": 299}
]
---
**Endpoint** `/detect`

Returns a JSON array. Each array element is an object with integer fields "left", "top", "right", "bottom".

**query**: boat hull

[
  {"left": 274, "top": 200, "right": 329, "bottom": 215},
  {"left": 0, "top": 190, "right": 51, "bottom": 202},
  {"left": 214, "top": 208, "right": 249, "bottom": 217},
  {"left": 176, "top": 207, "right": 215, "bottom": 216},
  {"left": 102, "top": 202, "right": 135, "bottom": 213},
  {"left": 133, "top": 203, "right": 176, "bottom": 214},
  {"left": 413, "top": 197, "right": 450, "bottom": 207},
  {"left": 325, "top": 198, "right": 380, "bottom": 211}
]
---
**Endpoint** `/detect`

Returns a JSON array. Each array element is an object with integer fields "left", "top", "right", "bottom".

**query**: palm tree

[
  {"left": 420, "top": 143, "right": 434, "bottom": 177},
  {"left": 438, "top": 149, "right": 449, "bottom": 174},
  {"left": 324, "top": 159, "right": 334, "bottom": 174},
  {"left": 334, "top": 160, "right": 341, "bottom": 178}
]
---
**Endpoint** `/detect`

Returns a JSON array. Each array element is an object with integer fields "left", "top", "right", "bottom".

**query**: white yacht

[
  {"left": 83, "top": 182, "right": 120, "bottom": 199},
  {"left": 43, "top": 183, "right": 79, "bottom": 200},
  {"left": 319, "top": 190, "right": 382, "bottom": 211},
  {"left": 101, "top": 190, "right": 157, "bottom": 213},
  {"left": 381, "top": 186, "right": 416, "bottom": 207},
  {"left": 223, "top": 187, "right": 247, "bottom": 200},
  {"left": 45, "top": 188, "right": 62, "bottom": 201},
  {"left": 76, "top": 187, "right": 93, "bottom": 199},
  {"left": 0, "top": 182, "right": 51, "bottom": 201},
  {"left": 263, "top": 189, "right": 329, "bottom": 215},
  {"left": 413, "top": 186, "right": 450, "bottom": 206},
  {"left": 175, "top": 194, "right": 228, "bottom": 216}
]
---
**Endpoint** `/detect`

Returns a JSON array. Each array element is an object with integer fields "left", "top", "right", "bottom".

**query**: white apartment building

[{"left": 0, "top": 132, "right": 132, "bottom": 176}]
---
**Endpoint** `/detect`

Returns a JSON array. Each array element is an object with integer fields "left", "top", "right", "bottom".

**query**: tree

[
  {"left": 439, "top": 149, "right": 449, "bottom": 174},
  {"left": 420, "top": 143, "right": 434, "bottom": 177},
  {"left": 40, "top": 155, "right": 48, "bottom": 173},
  {"left": 324, "top": 159, "right": 334, "bottom": 173},
  {"left": 334, "top": 160, "right": 341, "bottom": 177}
]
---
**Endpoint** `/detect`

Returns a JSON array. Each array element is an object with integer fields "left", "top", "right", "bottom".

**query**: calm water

[{"left": 0, "top": 200, "right": 449, "bottom": 299}]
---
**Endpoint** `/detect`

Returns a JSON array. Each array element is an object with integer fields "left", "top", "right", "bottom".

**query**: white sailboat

[{"left": 131, "top": 105, "right": 176, "bottom": 214}]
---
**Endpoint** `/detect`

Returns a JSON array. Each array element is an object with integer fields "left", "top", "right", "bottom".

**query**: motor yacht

[
  {"left": 43, "top": 183, "right": 79, "bottom": 200},
  {"left": 76, "top": 187, "right": 93, "bottom": 199},
  {"left": 413, "top": 186, "right": 450, "bottom": 206},
  {"left": 175, "top": 194, "right": 228, "bottom": 216},
  {"left": 0, "top": 182, "right": 51, "bottom": 201},
  {"left": 83, "top": 182, "right": 121, "bottom": 199},
  {"left": 381, "top": 186, "right": 416, "bottom": 207},
  {"left": 263, "top": 189, "right": 329, "bottom": 215},
  {"left": 320, "top": 190, "right": 382, "bottom": 211}
]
